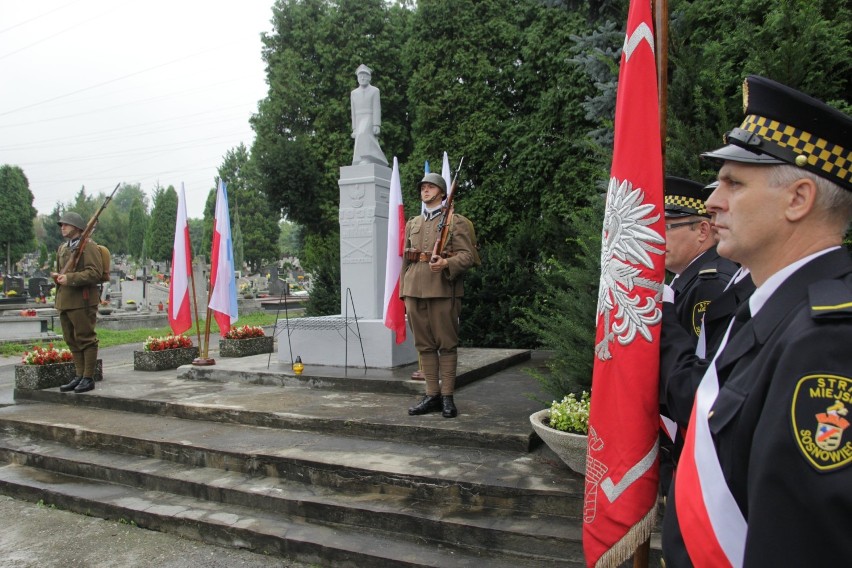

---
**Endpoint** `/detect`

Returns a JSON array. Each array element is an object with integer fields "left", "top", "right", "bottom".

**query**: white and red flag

[
  {"left": 583, "top": 0, "right": 665, "bottom": 566},
  {"left": 441, "top": 151, "right": 452, "bottom": 202},
  {"left": 168, "top": 183, "right": 193, "bottom": 335},
  {"left": 208, "top": 180, "right": 238, "bottom": 336},
  {"left": 382, "top": 156, "right": 406, "bottom": 344}
]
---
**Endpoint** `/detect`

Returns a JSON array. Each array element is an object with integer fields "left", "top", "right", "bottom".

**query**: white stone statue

[{"left": 350, "top": 64, "right": 388, "bottom": 166}]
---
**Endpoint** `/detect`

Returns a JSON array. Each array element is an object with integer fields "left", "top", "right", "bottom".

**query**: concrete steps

[
  {"left": 15, "top": 387, "right": 536, "bottom": 453},
  {"left": 0, "top": 351, "right": 594, "bottom": 566}
]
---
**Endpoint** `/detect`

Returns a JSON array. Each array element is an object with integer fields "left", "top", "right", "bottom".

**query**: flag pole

[
  {"left": 655, "top": 0, "right": 669, "bottom": 162},
  {"left": 193, "top": 268, "right": 216, "bottom": 366},
  {"left": 630, "top": 1, "right": 668, "bottom": 567},
  {"left": 188, "top": 257, "right": 203, "bottom": 352}
]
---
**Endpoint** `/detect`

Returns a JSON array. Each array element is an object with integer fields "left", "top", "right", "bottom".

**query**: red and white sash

[{"left": 674, "top": 322, "right": 747, "bottom": 567}]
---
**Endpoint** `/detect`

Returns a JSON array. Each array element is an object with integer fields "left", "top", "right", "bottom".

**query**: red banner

[{"left": 582, "top": 0, "right": 665, "bottom": 565}]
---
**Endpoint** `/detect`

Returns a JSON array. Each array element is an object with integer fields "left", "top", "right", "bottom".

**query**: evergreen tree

[
  {"left": 145, "top": 185, "right": 179, "bottom": 264},
  {"left": 0, "top": 165, "right": 37, "bottom": 272},
  {"left": 218, "top": 144, "right": 280, "bottom": 274},
  {"left": 127, "top": 197, "right": 148, "bottom": 260}
]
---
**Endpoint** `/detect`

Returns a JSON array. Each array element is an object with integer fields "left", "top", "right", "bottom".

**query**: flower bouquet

[
  {"left": 20, "top": 344, "right": 74, "bottom": 366},
  {"left": 224, "top": 325, "right": 265, "bottom": 339},
  {"left": 143, "top": 334, "right": 193, "bottom": 352},
  {"left": 546, "top": 391, "right": 590, "bottom": 435}
]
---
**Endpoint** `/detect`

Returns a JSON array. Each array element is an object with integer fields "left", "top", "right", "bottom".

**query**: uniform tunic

[
  {"left": 401, "top": 212, "right": 476, "bottom": 354},
  {"left": 663, "top": 248, "right": 852, "bottom": 567},
  {"left": 671, "top": 247, "right": 739, "bottom": 339}
]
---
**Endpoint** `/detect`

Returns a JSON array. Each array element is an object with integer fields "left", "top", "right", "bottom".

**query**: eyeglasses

[{"left": 665, "top": 220, "right": 700, "bottom": 231}]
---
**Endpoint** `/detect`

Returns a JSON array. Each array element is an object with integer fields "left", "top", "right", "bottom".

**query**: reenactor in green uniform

[
  {"left": 51, "top": 211, "right": 103, "bottom": 394},
  {"left": 402, "top": 173, "right": 478, "bottom": 419}
]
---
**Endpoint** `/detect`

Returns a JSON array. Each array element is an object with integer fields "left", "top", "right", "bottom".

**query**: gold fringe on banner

[{"left": 595, "top": 504, "right": 658, "bottom": 568}]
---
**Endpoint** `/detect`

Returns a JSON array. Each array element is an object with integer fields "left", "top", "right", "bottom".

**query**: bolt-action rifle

[
  {"left": 55, "top": 182, "right": 120, "bottom": 282},
  {"left": 430, "top": 157, "right": 464, "bottom": 263}
]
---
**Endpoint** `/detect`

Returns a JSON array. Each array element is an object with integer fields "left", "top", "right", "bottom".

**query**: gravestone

[
  {"left": 28, "top": 277, "right": 49, "bottom": 298},
  {"left": 5, "top": 276, "right": 25, "bottom": 296}
]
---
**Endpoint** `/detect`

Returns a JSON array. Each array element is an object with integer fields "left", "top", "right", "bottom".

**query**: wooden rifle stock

[
  {"left": 57, "top": 183, "right": 120, "bottom": 279},
  {"left": 430, "top": 157, "right": 464, "bottom": 262}
]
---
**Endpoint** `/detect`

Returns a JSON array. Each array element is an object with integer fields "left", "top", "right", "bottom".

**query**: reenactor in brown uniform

[
  {"left": 402, "top": 173, "right": 478, "bottom": 418},
  {"left": 51, "top": 211, "right": 103, "bottom": 393}
]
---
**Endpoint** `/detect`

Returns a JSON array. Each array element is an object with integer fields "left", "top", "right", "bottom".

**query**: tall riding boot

[
  {"left": 438, "top": 352, "right": 457, "bottom": 396},
  {"left": 71, "top": 351, "right": 84, "bottom": 378},
  {"left": 439, "top": 353, "right": 458, "bottom": 418},
  {"left": 421, "top": 352, "right": 440, "bottom": 397},
  {"left": 408, "top": 352, "right": 441, "bottom": 416},
  {"left": 83, "top": 346, "right": 99, "bottom": 380}
]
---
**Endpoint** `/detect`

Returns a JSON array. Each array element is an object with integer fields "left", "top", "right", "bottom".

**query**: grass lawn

[{"left": 1, "top": 311, "right": 282, "bottom": 358}]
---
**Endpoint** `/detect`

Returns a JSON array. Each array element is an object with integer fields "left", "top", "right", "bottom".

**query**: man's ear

[
  {"left": 785, "top": 178, "right": 818, "bottom": 222},
  {"left": 697, "top": 218, "right": 712, "bottom": 242}
]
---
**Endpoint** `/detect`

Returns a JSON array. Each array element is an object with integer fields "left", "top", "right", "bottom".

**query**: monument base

[{"left": 276, "top": 317, "right": 417, "bottom": 368}]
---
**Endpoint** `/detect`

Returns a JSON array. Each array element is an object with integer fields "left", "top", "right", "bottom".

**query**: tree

[
  {"left": 218, "top": 144, "right": 280, "bottom": 274},
  {"left": 278, "top": 219, "right": 302, "bottom": 258},
  {"left": 145, "top": 185, "right": 178, "bottom": 264},
  {"left": 665, "top": 0, "right": 852, "bottom": 181},
  {"left": 0, "top": 165, "right": 37, "bottom": 273},
  {"left": 127, "top": 197, "right": 148, "bottom": 260}
]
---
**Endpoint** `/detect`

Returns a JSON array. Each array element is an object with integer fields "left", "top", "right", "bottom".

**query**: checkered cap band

[
  {"left": 665, "top": 195, "right": 707, "bottom": 215},
  {"left": 741, "top": 114, "right": 851, "bottom": 186}
]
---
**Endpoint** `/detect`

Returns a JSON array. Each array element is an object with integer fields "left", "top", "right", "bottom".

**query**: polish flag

[
  {"left": 442, "top": 151, "right": 452, "bottom": 201},
  {"left": 583, "top": 0, "right": 665, "bottom": 566},
  {"left": 208, "top": 180, "right": 238, "bottom": 336},
  {"left": 382, "top": 157, "right": 406, "bottom": 343},
  {"left": 168, "top": 183, "right": 193, "bottom": 335}
]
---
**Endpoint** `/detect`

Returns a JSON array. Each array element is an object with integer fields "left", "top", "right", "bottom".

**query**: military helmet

[
  {"left": 57, "top": 211, "right": 86, "bottom": 230},
  {"left": 418, "top": 172, "right": 447, "bottom": 195}
]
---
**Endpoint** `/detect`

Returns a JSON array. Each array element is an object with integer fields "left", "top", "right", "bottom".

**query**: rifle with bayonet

[
  {"left": 54, "top": 182, "right": 120, "bottom": 282},
  {"left": 430, "top": 157, "right": 464, "bottom": 263}
]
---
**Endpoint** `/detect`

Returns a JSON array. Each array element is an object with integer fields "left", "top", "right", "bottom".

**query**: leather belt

[{"left": 404, "top": 250, "right": 455, "bottom": 262}]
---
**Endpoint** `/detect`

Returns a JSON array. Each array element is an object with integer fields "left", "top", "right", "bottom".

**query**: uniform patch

[
  {"left": 792, "top": 374, "right": 852, "bottom": 472},
  {"left": 691, "top": 301, "right": 710, "bottom": 336}
]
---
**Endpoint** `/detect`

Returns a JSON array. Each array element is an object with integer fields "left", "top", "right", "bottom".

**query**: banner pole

[{"left": 193, "top": 266, "right": 216, "bottom": 366}]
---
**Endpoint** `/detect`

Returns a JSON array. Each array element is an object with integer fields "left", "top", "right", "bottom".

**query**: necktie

[{"left": 727, "top": 302, "right": 752, "bottom": 341}]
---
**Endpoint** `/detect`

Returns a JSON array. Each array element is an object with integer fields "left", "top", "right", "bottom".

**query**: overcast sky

[{"left": 1, "top": 0, "right": 273, "bottom": 219}]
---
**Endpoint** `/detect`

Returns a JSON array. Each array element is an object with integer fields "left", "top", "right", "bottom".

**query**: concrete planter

[
  {"left": 15, "top": 360, "right": 104, "bottom": 390},
  {"left": 530, "top": 409, "right": 587, "bottom": 475},
  {"left": 133, "top": 347, "right": 198, "bottom": 371},
  {"left": 219, "top": 336, "right": 273, "bottom": 358}
]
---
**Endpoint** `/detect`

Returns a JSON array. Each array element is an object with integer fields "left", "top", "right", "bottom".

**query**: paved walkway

[{"left": 0, "top": 341, "right": 315, "bottom": 568}]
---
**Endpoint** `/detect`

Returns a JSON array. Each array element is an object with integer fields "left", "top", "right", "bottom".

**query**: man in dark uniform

[
  {"left": 662, "top": 76, "right": 852, "bottom": 567},
  {"left": 664, "top": 176, "right": 739, "bottom": 339},
  {"left": 402, "top": 173, "right": 477, "bottom": 419},
  {"left": 51, "top": 211, "right": 103, "bottom": 394},
  {"left": 660, "top": 176, "right": 740, "bottom": 494}
]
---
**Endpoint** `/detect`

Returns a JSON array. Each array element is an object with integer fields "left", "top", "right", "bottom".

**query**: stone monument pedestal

[
  {"left": 276, "top": 162, "right": 417, "bottom": 369},
  {"left": 276, "top": 318, "right": 416, "bottom": 368}
]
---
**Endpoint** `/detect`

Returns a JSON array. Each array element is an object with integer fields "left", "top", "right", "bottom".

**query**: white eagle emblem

[{"left": 596, "top": 176, "right": 664, "bottom": 361}]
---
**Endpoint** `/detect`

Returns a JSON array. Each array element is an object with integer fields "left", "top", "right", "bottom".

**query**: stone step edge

[
  {"left": 0, "top": 462, "right": 579, "bottom": 568},
  {"left": 14, "top": 388, "right": 536, "bottom": 453},
  {"left": 0, "top": 411, "right": 583, "bottom": 513},
  {"left": 0, "top": 439, "right": 580, "bottom": 558},
  {"left": 179, "top": 349, "right": 532, "bottom": 395}
]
